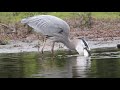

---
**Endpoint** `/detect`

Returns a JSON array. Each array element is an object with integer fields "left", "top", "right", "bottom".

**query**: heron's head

[{"left": 75, "top": 38, "right": 91, "bottom": 57}]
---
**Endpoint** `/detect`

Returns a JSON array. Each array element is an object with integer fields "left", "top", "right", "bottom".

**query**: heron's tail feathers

[
  {"left": 21, "top": 16, "right": 32, "bottom": 23},
  {"left": 21, "top": 18, "right": 28, "bottom": 24},
  {"left": 21, "top": 16, "right": 39, "bottom": 24}
]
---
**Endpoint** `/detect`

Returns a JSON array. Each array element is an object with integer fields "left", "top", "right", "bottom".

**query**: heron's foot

[
  {"left": 51, "top": 50, "right": 55, "bottom": 56},
  {"left": 51, "top": 51, "right": 54, "bottom": 54},
  {"left": 41, "top": 49, "right": 44, "bottom": 54},
  {"left": 52, "top": 52, "right": 54, "bottom": 56},
  {"left": 37, "top": 47, "right": 40, "bottom": 53},
  {"left": 41, "top": 51, "right": 44, "bottom": 54}
]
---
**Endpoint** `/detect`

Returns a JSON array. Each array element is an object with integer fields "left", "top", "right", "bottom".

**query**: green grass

[
  {"left": 92, "top": 12, "right": 120, "bottom": 19},
  {"left": 0, "top": 12, "right": 120, "bottom": 24}
]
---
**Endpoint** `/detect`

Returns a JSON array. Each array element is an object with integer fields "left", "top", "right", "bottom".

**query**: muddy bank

[
  {"left": 0, "top": 37, "right": 120, "bottom": 54},
  {"left": 0, "top": 18, "right": 120, "bottom": 53}
]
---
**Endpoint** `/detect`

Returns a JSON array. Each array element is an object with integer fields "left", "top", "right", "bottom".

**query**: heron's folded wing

[{"left": 21, "top": 15, "right": 70, "bottom": 37}]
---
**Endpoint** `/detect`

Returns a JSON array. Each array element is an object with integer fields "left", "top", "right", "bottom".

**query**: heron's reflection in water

[{"left": 71, "top": 56, "right": 91, "bottom": 78}]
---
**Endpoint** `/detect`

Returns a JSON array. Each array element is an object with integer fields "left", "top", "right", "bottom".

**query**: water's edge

[{"left": 0, "top": 37, "right": 120, "bottom": 53}]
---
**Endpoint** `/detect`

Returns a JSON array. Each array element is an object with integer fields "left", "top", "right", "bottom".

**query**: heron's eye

[{"left": 58, "top": 29, "right": 63, "bottom": 34}]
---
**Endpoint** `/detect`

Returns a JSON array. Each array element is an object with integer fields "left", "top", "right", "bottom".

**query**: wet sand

[{"left": 0, "top": 37, "right": 120, "bottom": 53}]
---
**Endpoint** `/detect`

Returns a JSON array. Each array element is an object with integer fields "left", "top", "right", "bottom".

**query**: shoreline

[
  {"left": 0, "top": 37, "right": 120, "bottom": 54},
  {"left": 0, "top": 16, "right": 120, "bottom": 54}
]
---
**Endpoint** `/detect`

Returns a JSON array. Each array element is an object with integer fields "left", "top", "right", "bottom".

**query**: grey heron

[{"left": 21, "top": 15, "right": 91, "bottom": 56}]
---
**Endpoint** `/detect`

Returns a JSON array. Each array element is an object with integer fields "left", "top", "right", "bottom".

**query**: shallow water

[{"left": 0, "top": 48, "right": 120, "bottom": 78}]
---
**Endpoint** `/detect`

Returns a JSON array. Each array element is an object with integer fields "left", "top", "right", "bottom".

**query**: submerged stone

[{"left": 117, "top": 44, "right": 120, "bottom": 49}]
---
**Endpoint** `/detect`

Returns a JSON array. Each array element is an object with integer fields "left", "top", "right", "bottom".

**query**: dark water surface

[{"left": 0, "top": 48, "right": 120, "bottom": 78}]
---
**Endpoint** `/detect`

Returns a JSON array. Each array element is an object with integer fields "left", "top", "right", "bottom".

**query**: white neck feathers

[{"left": 62, "top": 38, "right": 90, "bottom": 56}]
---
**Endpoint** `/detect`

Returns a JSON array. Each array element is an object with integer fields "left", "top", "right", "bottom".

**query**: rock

[
  {"left": 0, "top": 40, "right": 8, "bottom": 45},
  {"left": 117, "top": 44, "right": 120, "bottom": 49}
]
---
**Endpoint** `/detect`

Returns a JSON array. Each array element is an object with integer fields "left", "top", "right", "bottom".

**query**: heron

[{"left": 21, "top": 15, "right": 91, "bottom": 56}]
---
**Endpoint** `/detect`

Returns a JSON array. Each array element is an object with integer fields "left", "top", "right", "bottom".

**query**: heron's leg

[
  {"left": 37, "top": 35, "right": 40, "bottom": 52},
  {"left": 41, "top": 37, "right": 46, "bottom": 54},
  {"left": 51, "top": 42, "right": 55, "bottom": 55}
]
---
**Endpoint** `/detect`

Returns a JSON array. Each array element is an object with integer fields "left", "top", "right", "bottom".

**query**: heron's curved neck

[{"left": 63, "top": 38, "right": 76, "bottom": 50}]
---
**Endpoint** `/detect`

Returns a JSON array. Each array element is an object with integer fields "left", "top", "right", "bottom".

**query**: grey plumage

[
  {"left": 21, "top": 15, "right": 70, "bottom": 38},
  {"left": 21, "top": 15, "right": 90, "bottom": 56}
]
